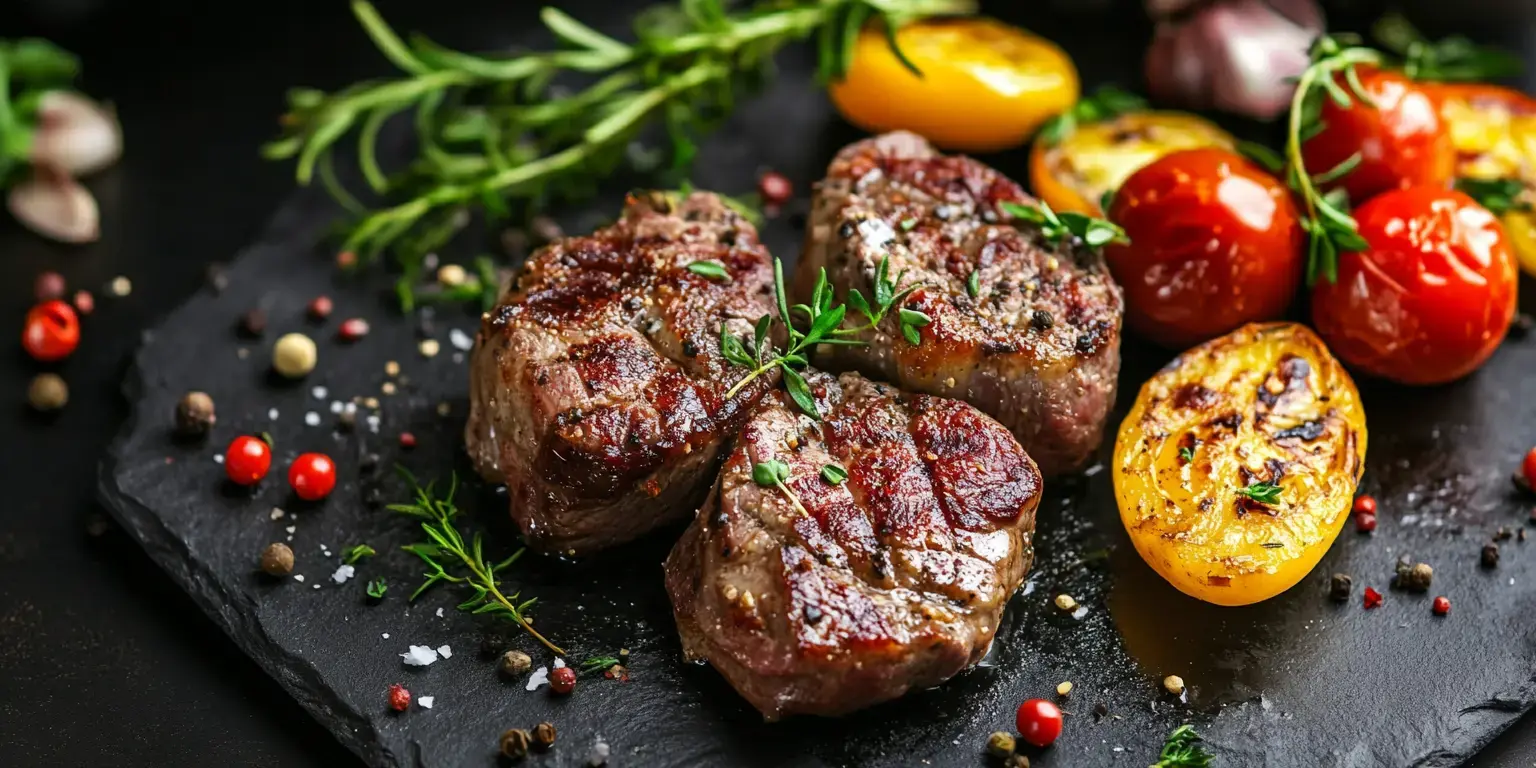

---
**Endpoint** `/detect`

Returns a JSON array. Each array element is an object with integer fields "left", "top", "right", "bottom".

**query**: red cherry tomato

[
  {"left": 288, "top": 452, "right": 337, "bottom": 501},
  {"left": 22, "top": 299, "right": 80, "bottom": 362},
  {"left": 1311, "top": 187, "right": 1517, "bottom": 385},
  {"left": 1302, "top": 67, "right": 1455, "bottom": 203},
  {"left": 225, "top": 435, "right": 272, "bottom": 486},
  {"left": 1521, "top": 447, "right": 1536, "bottom": 490},
  {"left": 1105, "top": 148, "right": 1304, "bottom": 348},
  {"left": 1015, "top": 698, "right": 1064, "bottom": 748}
]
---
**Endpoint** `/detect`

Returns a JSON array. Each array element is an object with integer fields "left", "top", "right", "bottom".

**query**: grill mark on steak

[
  {"left": 465, "top": 191, "right": 779, "bottom": 554},
  {"left": 665, "top": 370, "right": 1039, "bottom": 720},
  {"left": 795, "top": 131, "right": 1123, "bottom": 475}
]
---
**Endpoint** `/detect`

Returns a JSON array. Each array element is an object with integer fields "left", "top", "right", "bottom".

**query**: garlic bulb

[
  {"left": 30, "top": 90, "right": 122, "bottom": 177},
  {"left": 8, "top": 165, "right": 100, "bottom": 243},
  {"left": 1145, "top": 0, "right": 1324, "bottom": 121}
]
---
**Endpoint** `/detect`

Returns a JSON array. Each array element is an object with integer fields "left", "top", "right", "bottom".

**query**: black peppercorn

[
  {"left": 1093, "top": 702, "right": 1109, "bottom": 719},
  {"left": 174, "top": 391, "right": 217, "bottom": 438},
  {"left": 1495, "top": 527, "right": 1513, "bottom": 542},
  {"left": 532, "top": 722, "right": 557, "bottom": 750},
  {"left": 359, "top": 453, "right": 380, "bottom": 475},
  {"left": 1482, "top": 543, "right": 1500, "bottom": 568},
  {"left": 500, "top": 729, "right": 531, "bottom": 759},
  {"left": 238, "top": 308, "right": 267, "bottom": 337},
  {"left": 1329, "top": 573, "right": 1352, "bottom": 601}
]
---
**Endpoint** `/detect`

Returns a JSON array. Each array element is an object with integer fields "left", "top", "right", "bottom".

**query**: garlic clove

[
  {"left": 8, "top": 165, "right": 100, "bottom": 243},
  {"left": 30, "top": 90, "right": 122, "bottom": 177}
]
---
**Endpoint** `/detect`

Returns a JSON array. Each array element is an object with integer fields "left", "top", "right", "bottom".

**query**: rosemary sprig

[
  {"left": 265, "top": 0, "right": 975, "bottom": 308},
  {"left": 1000, "top": 200, "right": 1128, "bottom": 248},
  {"left": 753, "top": 458, "right": 808, "bottom": 517},
  {"left": 1373, "top": 12, "right": 1523, "bottom": 82},
  {"left": 1152, "top": 725, "right": 1214, "bottom": 768},
  {"left": 1236, "top": 481, "right": 1282, "bottom": 505},
  {"left": 388, "top": 471, "right": 563, "bottom": 654},
  {"left": 1456, "top": 178, "right": 1530, "bottom": 216},
  {"left": 1036, "top": 84, "right": 1146, "bottom": 147},
  {"left": 342, "top": 543, "right": 376, "bottom": 565}
]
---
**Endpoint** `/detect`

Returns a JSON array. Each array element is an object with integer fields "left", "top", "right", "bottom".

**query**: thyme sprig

[
  {"left": 752, "top": 458, "right": 808, "bottom": 517},
  {"left": 1456, "top": 178, "right": 1531, "bottom": 216},
  {"left": 1000, "top": 200, "right": 1128, "bottom": 248},
  {"left": 1152, "top": 725, "right": 1214, "bottom": 768},
  {"left": 1373, "top": 12, "right": 1522, "bottom": 82},
  {"left": 389, "top": 471, "right": 563, "bottom": 654},
  {"left": 580, "top": 655, "right": 622, "bottom": 675},
  {"left": 265, "top": 0, "right": 975, "bottom": 308},
  {"left": 1236, "top": 481, "right": 1282, "bottom": 505},
  {"left": 1036, "top": 84, "right": 1146, "bottom": 147},
  {"left": 366, "top": 578, "right": 388, "bottom": 599}
]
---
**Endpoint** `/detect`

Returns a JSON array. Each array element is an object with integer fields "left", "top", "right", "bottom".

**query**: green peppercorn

[{"left": 986, "top": 731, "right": 1016, "bottom": 758}]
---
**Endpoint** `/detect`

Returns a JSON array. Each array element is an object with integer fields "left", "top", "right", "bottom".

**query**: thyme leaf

[
  {"left": 1374, "top": 12, "right": 1522, "bottom": 82},
  {"left": 752, "top": 458, "right": 807, "bottom": 516},
  {"left": 1152, "top": 725, "right": 1214, "bottom": 768},
  {"left": 579, "top": 655, "right": 622, "bottom": 675},
  {"left": 1236, "top": 481, "right": 1282, "bottom": 505},
  {"left": 820, "top": 463, "right": 848, "bottom": 485},
  {"left": 342, "top": 543, "right": 377, "bottom": 565},
  {"left": 1456, "top": 177, "right": 1530, "bottom": 215},
  {"left": 1178, "top": 446, "right": 1195, "bottom": 464},
  {"left": 365, "top": 578, "right": 388, "bottom": 599},
  {"left": 687, "top": 259, "right": 730, "bottom": 281},
  {"left": 1036, "top": 84, "right": 1146, "bottom": 147},
  {"left": 1000, "top": 200, "right": 1128, "bottom": 249}
]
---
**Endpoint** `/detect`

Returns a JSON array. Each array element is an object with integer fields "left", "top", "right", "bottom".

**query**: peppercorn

[
  {"left": 1402, "top": 562, "right": 1433, "bottom": 592},
  {"left": 603, "top": 664, "right": 629, "bottom": 681},
  {"left": 500, "top": 728, "right": 531, "bottom": 759},
  {"left": 437, "top": 264, "right": 467, "bottom": 287},
  {"left": 499, "top": 650, "right": 533, "bottom": 677},
  {"left": 1432, "top": 596, "right": 1451, "bottom": 616},
  {"left": 419, "top": 339, "right": 441, "bottom": 358},
  {"left": 387, "top": 684, "right": 411, "bottom": 712},
  {"left": 1093, "top": 702, "right": 1109, "bottom": 719},
  {"left": 107, "top": 276, "right": 132, "bottom": 297},
  {"left": 532, "top": 721, "right": 557, "bottom": 750},
  {"left": 72, "top": 290, "right": 94, "bottom": 316},
  {"left": 1352, "top": 494, "right": 1376, "bottom": 515},
  {"left": 359, "top": 452, "right": 380, "bottom": 474},
  {"left": 986, "top": 731, "right": 1016, "bottom": 758},
  {"left": 34, "top": 271, "right": 65, "bottom": 301},
  {"left": 338, "top": 318, "right": 369, "bottom": 342},
  {"left": 1163, "top": 675, "right": 1185, "bottom": 696},
  {"left": 336, "top": 251, "right": 358, "bottom": 269},
  {"left": 1004, "top": 756, "right": 1030, "bottom": 768},
  {"left": 273, "top": 333, "right": 318, "bottom": 378},
  {"left": 1482, "top": 543, "right": 1500, "bottom": 568},
  {"left": 238, "top": 308, "right": 267, "bottom": 337},
  {"left": 1495, "top": 527, "right": 1513, "bottom": 542},
  {"left": 399, "top": 432, "right": 417, "bottom": 449},
  {"left": 1030, "top": 309, "right": 1054, "bottom": 330},
  {"left": 1363, "top": 586, "right": 1383, "bottom": 609},
  {"left": 174, "top": 391, "right": 216, "bottom": 438},
  {"left": 27, "top": 373, "right": 68, "bottom": 411},
  {"left": 1053, "top": 594, "right": 1077, "bottom": 612},
  {"left": 1355, "top": 512, "right": 1377, "bottom": 533},
  {"left": 1329, "top": 573, "right": 1352, "bottom": 602},
  {"left": 548, "top": 666, "right": 576, "bottom": 694},
  {"left": 758, "top": 171, "right": 793, "bottom": 207},
  {"left": 307, "top": 295, "right": 333, "bottom": 321},
  {"left": 260, "top": 542, "right": 294, "bottom": 576},
  {"left": 1055, "top": 681, "right": 1073, "bottom": 697}
]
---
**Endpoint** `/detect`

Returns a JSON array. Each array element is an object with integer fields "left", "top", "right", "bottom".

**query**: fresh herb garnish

[
  {"left": 900, "top": 217, "right": 917, "bottom": 231},
  {"left": 1036, "top": 84, "right": 1146, "bottom": 147},
  {"left": 752, "top": 458, "right": 808, "bottom": 517},
  {"left": 820, "top": 463, "right": 848, "bottom": 485},
  {"left": 1456, "top": 177, "right": 1530, "bottom": 215},
  {"left": 0, "top": 38, "right": 81, "bottom": 185},
  {"left": 366, "top": 578, "right": 388, "bottom": 599},
  {"left": 342, "top": 543, "right": 377, "bottom": 565},
  {"left": 965, "top": 269, "right": 980, "bottom": 299},
  {"left": 720, "top": 255, "right": 923, "bottom": 418},
  {"left": 1285, "top": 36, "right": 1382, "bottom": 284},
  {"left": 1236, "top": 481, "right": 1282, "bottom": 505},
  {"left": 687, "top": 260, "right": 730, "bottom": 281},
  {"left": 1237, "top": 140, "right": 1285, "bottom": 175},
  {"left": 1374, "top": 12, "right": 1523, "bottom": 82},
  {"left": 389, "top": 470, "right": 562, "bottom": 654},
  {"left": 1000, "top": 200, "right": 1128, "bottom": 248},
  {"left": 579, "top": 655, "right": 621, "bottom": 675},
  {"left": 1178, "top": 446, "right": 1195, "bottom": 464},
  {"left": 1152, "top": 724, "right": 1214, "bottom": 768},
  {"left": 264, "top": 0, "right": 975, "bottom": 309}
]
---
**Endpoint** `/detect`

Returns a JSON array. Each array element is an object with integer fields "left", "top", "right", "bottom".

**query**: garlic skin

[
  {"left": 8, "top": 165, "right": 100, "bottom": 243},
  {"left": 1145, "top": 0, "right": 1324, "bottom": 121},
  {"left": 30, "top": 90, "right": 122, "bottom": 177}
]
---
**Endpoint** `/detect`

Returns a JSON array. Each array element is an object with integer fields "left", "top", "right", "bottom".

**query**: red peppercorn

[
  {"left": 399, "top": 432, "right": 417, "bottom": 449},
  {"left": 387, "top": 683, "right": 411, "bottom": 712},
  {"left": 288, "top": 452, "right": 337, "bottom": 501},
  {"left": 307, "top": 295, "right": 333, "bottom": 321},
  {"left": 338, "top": 318, "right": 370, "bottom": 342},
  {"left": 225, "top": 435, "right": 272, "bottom": 486},
  {"left": 34, "top": 271, "right": 65, "bottom": 301},
  {"left": 1432, "top": 595, "right": 1451, "bottom": 616},
  {"left": 72, "top": 290, "right": 94, "bottom": 316},
  {"left": 1352, "top": 494, "right": 1376, "bottom": 515},
  {"left": 1356, "top": 512, "right": 1377, "bottom": 533},
  {"left": 758, "top": 171, "right": 793, "bottom": 207},
  {"left": 336, "top": 251, "right": 358, "bottom": 269},
  {"left": 1015, "top": 698, "right": 1064, "bottom": 747},
  {"left": 1522, "top": 448, "right": 1536, "bottom": 493},
  {"left": 22, "top": 300, "right": 80, "bottom": 362},
  {"left": 548, "top": 666, "right": 576, "bottom": 694},
  {"left": 1363, "top": 586, "right": 1383, "bottom": 609}
]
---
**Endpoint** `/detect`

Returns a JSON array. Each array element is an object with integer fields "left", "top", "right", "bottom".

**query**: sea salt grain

[
  {"left": 382, "top": 633, "right": 390, "bottom": 639},
  {"left": 269, "top": 407, "right": 279, "bottom": 420},
  {"left": 213, "top": 454, "right": 224, "bottom": 464},
  {"left": 332, "top": 564, "right": 356, "bottom": 584},
  {"left": 435, "top": 607, "right": 444, "bottom": 618},
  {"left": 311, "top": 386, "right": 328, "bottom": 399},
  {"left": 305, "top": 412, "right": 321, "bottom": 426},
  {"left": 449, "top": 328, "right": 474, "bottom": 351},
  {"left": 293, "top": 574, "right": 305, "bottom": 583},
  {"left": 285, "top": 525, "right": 296, "bottom": 534},
  {"left": 436, "top": 645, "right": 452, "bottom": 659},
  {"left": 270, "top": 508, "right": 285, "bottom": 520},
  {"left": 329, "top": 400, "right": 344, "bottom": 414},
  {"left": 418, "top": 696, "right": 435, "bottom": 709},
  {"left": 401, "top": 645, "right": 440, "bottom": 666},
  {"left": 526, "top": 666, "right": 550, "bottom": 691}
]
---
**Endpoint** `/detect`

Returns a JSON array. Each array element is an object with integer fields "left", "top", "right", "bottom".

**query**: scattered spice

[
  {"left": 1432, "top": 595, "right": 1451, "bottom": 616},
  {"left": 273, "top": 332, "right": 318, "bottom": 378},
  {"left": 387, "top": 684, "right": 411, "bottom": 712},
  {"left": 603, "top": 664, "right": 629, "bottom": 681},
  {"left": 1481, "top": 543, "right": 1500, "bottom": 568},
  {"left": 174, "top": 391, "right": 216, "bottom": 437},
  {"left": 1093, "top": 702, "right": 1109, "bottom": 720},
  {"left": 366, "top": 578, "right": 387, "bottom": 599},
  {"left": 1056, "top": 681, "right": 1073, "bottom": 697},
  {"left": 27, "top": 373, "right": 68, "bottom": 411},
  {"left": 205, "top": 263, "right": 229, "bottom": 294},
  {"left": 107, "top": 275, "right": 131, "bottom": 297},
  {"left": 1329, "top": 573, "right": 1352, "bottom": 602},
  {"left": 22, "top": 300, "right": 80, "bottom": 362},
  {"left": 1163, "top": 674, "right": 1185, "bottom": 696},
  {"left": 336, "top": 251, "right": 358, "bottom": 269},
  {"left": 72, "top": 289, "right": 94, "bottom": 316},
  {"left": 1521, "top": 447, "right": 1536, "bottom": 493},
  {"left": 34, "top": 271, "right": 65, "bottom": 301},
  {"left": 437, "top": 264, "right": 468, "bottom": 287},
  {"left": 1352, "top": 494, "right": 1376, "bottom": 514},
  {"left": 1495, "top": 526, "right": 1513, "bottom": 542},
  {"left": 260, "top": 542, "right": 295, "bottom": 576},
  {"left": 419, "top": 338, "right": 440, "bottom": 358},
  {"left": 1400, "top": 562, "right": 1433, "bottom": 592},
  {"left": 307, "top": 295, "right": 333, "bottom": 321},
  {"left": 1053, "top": 594, "right": 1077, "bottom": 612},
  {"left": 532, "top": 721, "right": 557, "bottom": 750},
  {"left": 548, "top": 666, "right": 577, "bottom": 695},
  {"left": 1356, "top": 512, "right": 1377, "bottom": 533},
  {"left": 399, "top": 432, "right": 417, "bottom": 449},
  {"left": 758, "top": 170, "right": 793, "bottom": 207},
  {"left": 338, "top": 317, "right": 370, "bottom": 342},
  {"left": 499, "top": 650, "right": 533, "bottom": 677},
  {"left": 1363, "top": 586, "right": 1383, "bottom": 609},
  {"left": 1003, "top": 757, "right": 1030, "bottom": 768},
  {"left": 986, "top": 731, "right": 1016, "bottom": 758},
  {"left": 238, "top": 308, "right": 267, "bottom": 337},
  {"left": 500, "top": 728, "right": 531, "bottom": 759},
  {"left": 225, "top": 435, "right": 272, "bottom": 485}
]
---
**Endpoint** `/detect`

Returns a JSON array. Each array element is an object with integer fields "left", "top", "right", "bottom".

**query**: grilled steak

[
  {"left": 664, "top": 370, "right": 1040, "bottom": 719},
  {"left": 795, "top": 131, "right": 1123, "bottom": 475},
  {"left": 466, "top": 191, "right": 779, "bottom": 554}
]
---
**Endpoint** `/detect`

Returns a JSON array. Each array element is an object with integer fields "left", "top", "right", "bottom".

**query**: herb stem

[
  {"left": 724, "top": 359, "right": 780, "bottom": 401},
  {"left": 1285, "top": 46, "right": 1381, "bottom": 238}
]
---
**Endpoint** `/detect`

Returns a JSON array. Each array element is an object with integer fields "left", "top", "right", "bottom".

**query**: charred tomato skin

[
  {"left": 1302, "top": 67, "right": 1455, "bottom": 203},
  {"left": 1105, "top": 148, "right": 1304, "bottom": 348},
  {"left": 1311, "top": 187, "right": 1517, "bottom": 385}
]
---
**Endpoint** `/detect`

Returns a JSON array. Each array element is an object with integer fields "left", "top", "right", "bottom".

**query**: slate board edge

[{"left": 95, "top": 188, "right": 395, "bottom": 768}]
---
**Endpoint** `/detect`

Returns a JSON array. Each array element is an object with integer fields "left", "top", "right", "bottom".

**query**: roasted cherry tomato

[
  {"left": 1433, "top": 82, "right": 1536, "bottom": 277},
  {"left": 1015, "top": 698, "right": 1064, "bottom": 747},
  {"left": 1030, "top": 110, "right": 1236, "bottom": 217},
  {"left": 1311, "top": 187, "right": 1517, "bottom": 385},
  {"left": 21, "top": 299, "right": 80, "bottom": 362},
  {"left": 288, "top": 452, "right": 337, "bottom": 501},
  {"left": 225, "top": 435, "right": 272, "bottom": 486},
  {"left": 829, "top": 18, "right": 1078, "bottom": 152},
  {"left": 1302, "top": 67, "right": 1455, "bottom": 203},
  {"left": 1104, "top": 148, "right": 1304, "bottom": 348}
]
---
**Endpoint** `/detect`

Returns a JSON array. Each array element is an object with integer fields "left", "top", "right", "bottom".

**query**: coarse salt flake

[
  {"left": 401, "top": 645, "right": 440, "bottom": 666},
  {"left": 382, "top": 633, "right": 390, "bottom": 639},
  {"left": 418, "top": 696, "right": 434, "bottom": 709},
  {"left": 526, "top": 666, "right": 550, "bottom": 691},
  {"left": 213, "top": 454, "right": 224, "bottom": 464},
  {"left": 435, "top": 607, "right": 444, "bottom": 618},
  {"left": 436, "top": 644, "right": 452, "bottom": 659},
  {"left": 311, "top": 385, "right": 328, "bottom": 399},
  {"left": 449, "top": 328, "right": 474, "bottom": 351},
  {"left": 313, "top": 583, "right": 322, "bottom": 589},
  {"left": 293, "top": 574, "right": 305, "bottom": 582},
  {"left": 329, "top": 400, "right": 344, "bottom": 414},
  {"left": 270, "top": 508, "right": 285, "bottom": 520},
  {"left": 268, "top": 407, "right": 279, "bottom": 420},
  {"left": 285, "top": 525, "right": 296, "bottom": 534},
  {"left": 552, "top": 657, "right": 567, "bottom": 669},
  {"left": 332, "top": 564, "right": 355, "bottom": 584},
  {"left": 305, "top": 411, "right": 321, "bottom": 426}
]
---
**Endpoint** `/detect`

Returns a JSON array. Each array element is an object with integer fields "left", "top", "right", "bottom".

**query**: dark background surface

[{"left": 1, "top": 0, "right": 1534, "bottom": 765}]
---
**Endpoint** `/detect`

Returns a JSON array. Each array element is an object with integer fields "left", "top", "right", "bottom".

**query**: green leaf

[
  {"left": 752, "top": 458, "right": 790, "bottom": 487},
  {"left": 719, "top": 322, "right": 754, "bottom": 368},
  {"left": 898, "top": 307, "right": 930, "bottom": 327},
  {"left": 687, "top": 259, "right": 730, "bottom": 281},
  {"left": 878, "top": 13, "right": 923, "bottom": 78},
  {"left": 966, "top": 269, "right": 980, "bottom": 299},
  {"left": 900, "top": 217, "right": 917, "bottom": 231},
  {"left": 872, "top": 256, "right": 893, "bottom": 309},
  {"left": 1099, "top": 188, "right": 1116, "bottom": 214},
  {"left": 820, "top": 464, "right": 848, "bottom": 485},
  {"left": 1036, "top": 113, "right": 1074, "bottom": 147},
  {"left": 1236, "top": 481, "right": 1283, "bottom": 505},
  {"left": 1237, "top": 141, "right": 1285, "bottom": 174},
  {"left": 999, "top": 200, "right": 1044, "bottom": 224},
  {"left": 807, "top": 303, "right": 847, "bottom": 343},
  {"left": 366, "top": 578, "right": 388, "bottom": 599},
  {"left": 901, "top": 323, "right": 921, "bottom": 346},
  {"left": 846, "top": 289, "right": 873, "bottom": 323},
  {"left": 1178, "top": 446, "right": 1195, "bottom": 464},
  {"left": 4, "top": 39, "right": 79, "bottom": 85},
  {"left": 1456, "top": 177, "right": 1530, "bottom": 215},
  {"left": 1311, "top": 152, "right": 1362, "bottom": 185},
  {"left": 753, "top": 313, "right": 773, "bottom": 361},
  {"left": 781, "top": 365, "right": 820, "bottom": 419},
  {"left": 342, "top": 544, "right": 377, "bottom": 565},
  {"left": 1152, "top": 724, "right": 1214, "bottom": 768}
]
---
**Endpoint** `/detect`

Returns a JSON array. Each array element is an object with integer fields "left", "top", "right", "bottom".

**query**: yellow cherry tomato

[
  {"left": 1029, "top": 111, "right": 1236, "bottom": 217},
  {"left": 829, "top": 18, "right": 1078, "bottom": 153},
  {"left": 1434, "top": 83, "right": 1536, "bottom": 276}
]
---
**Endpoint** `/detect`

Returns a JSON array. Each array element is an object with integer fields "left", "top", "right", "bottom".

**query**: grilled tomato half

[
  {"left": 1113, "top": 323, "right": 1367, "bottom": 606},
  {"left": 829, "top": 18, "right": 1078, "bottom": 152}
]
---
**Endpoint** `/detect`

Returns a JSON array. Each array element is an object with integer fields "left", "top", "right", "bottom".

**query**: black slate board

[{"left": 98, "top": 11, "right": 1536, "bottom": 768}]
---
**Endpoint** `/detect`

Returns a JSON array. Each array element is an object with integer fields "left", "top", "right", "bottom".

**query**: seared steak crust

[
  {"left": 795, "top": 131, "right": 1124, "bottom": 475},
  {"left": 466, "top": 191, "right": 779, "bottom": 554},
  {"left": 665, "top": 370, "right": 1040, "bottom": 719}
]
